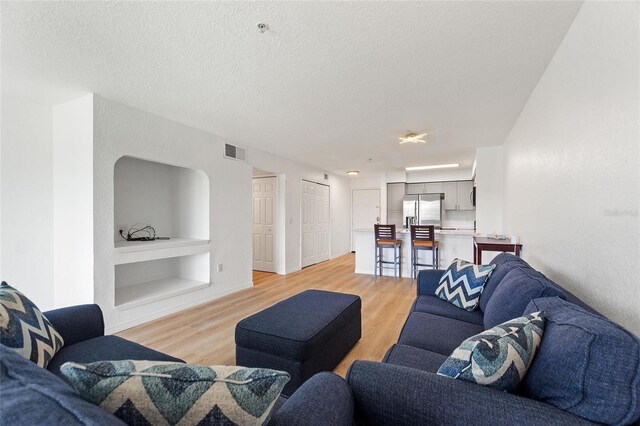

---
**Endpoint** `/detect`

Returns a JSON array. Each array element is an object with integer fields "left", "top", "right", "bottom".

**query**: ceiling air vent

[{"left": 224, "top": 143, "right": 247, "bottom": 162}]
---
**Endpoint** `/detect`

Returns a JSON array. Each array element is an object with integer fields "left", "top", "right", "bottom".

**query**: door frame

[
  {"left": 300, "top": 178, "right": 331, "bottom": 268},
  {"left": 350, "top": 188, "right": 381, "bottom": 252},
  {"left": 251, "top": 175, "right": 278, "bottom": 273}
]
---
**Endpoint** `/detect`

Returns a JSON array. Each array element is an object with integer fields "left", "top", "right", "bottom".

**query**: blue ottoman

[{"left": 235, "top": 289, "right": 362, "bottom": 395}]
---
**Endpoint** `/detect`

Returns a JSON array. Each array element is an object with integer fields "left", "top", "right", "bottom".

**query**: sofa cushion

[
  {"left": 383, "top": 344, "right": 448, "bottom": 373},
  {"left": 435, "top": 259, "right": 496, "bottom": 311},
  {"left": 437, "top": 311, "right": 545, "bottom": 392},
  {"left": 398, "top": 312, "right": 484, "bottom": 356},
  {"left": 47, "top": 335, "right": 184, "bottom": 379},
  {"left": 483, "top": 268, "right": 566, "bottom": 329},
  {"left": 0, "top": 344, "right": 124, "bottom": 425},
  {"left": 479, "top": 254, "right": 532, "bottom": 312},
  {"left": 412, "top": 295, "right": 484, "bottom": 325},
  {"left": 62, "top": 360, "right": 289, "bottom": 426},
  {"left": 522, "top": 297, "right": 640, "bottom": 425},
  {"left": 0, "top": 281, "right": 64, "bottom": 368}
]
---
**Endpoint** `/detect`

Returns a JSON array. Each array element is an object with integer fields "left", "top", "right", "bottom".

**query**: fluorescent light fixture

[
  {"left": 405, "top": 163, "right": 459, "bottom": 171},
  {"left": 347, "top": 170, "right": 360, "bottom": 175}
]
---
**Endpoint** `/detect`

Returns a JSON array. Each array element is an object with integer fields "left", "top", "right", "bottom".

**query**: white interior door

[
  {"left": 352, "top": 189, "right": 381, "bottom": 251},
  {"left": 301, "top": 180, "right": 330, "bottom": 268},
  {"left": 252, "top": 177, "right": 276, "bottom": 272}
]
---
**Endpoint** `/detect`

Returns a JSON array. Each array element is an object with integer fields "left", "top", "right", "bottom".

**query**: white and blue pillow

[
  {"left": 0, "top": 281, "right": 64, "bottom": 367},
  {"left": 437, "top": 311, "right": 545, "bottom": 392},
  {"left": 61, "top": 360, "right": 290, "bottom": 426},
  {"left": 435, "top": 259, "right": 496, "bottom": 311}
]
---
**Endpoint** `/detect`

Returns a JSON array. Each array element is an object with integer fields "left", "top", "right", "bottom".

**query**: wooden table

[{"left": 473, "top": 236, "right": 522, "bottom": 264}]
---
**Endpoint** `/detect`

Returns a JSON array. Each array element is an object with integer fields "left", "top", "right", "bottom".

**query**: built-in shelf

[
  {"left": 112, "top": 157, "right": 211, "bottom": 315},
  {"left": 115, "top": 277, "right": 210, "bottom": 310},
  {"left": 113, "top": 238, "right": 210, "bottom": 265}
]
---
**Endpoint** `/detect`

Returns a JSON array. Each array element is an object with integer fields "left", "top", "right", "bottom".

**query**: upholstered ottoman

[{"left": 235, "top": 289, "right": 361, "bottom": 395}]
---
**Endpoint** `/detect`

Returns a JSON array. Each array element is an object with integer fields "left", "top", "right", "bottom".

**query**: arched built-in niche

[{"left": 113, "top": 156, "right": 210, "bottom": 309}]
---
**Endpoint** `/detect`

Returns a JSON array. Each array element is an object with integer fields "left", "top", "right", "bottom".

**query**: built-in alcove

[
  {"left": 114, "top": 253, "right": 210, "bottom": 309},
  {"left": 113, "top": 156, "right": 211, "bottom": 308},
  {"left": 114, "top": 156, "right": 209, "bottom": 242}
]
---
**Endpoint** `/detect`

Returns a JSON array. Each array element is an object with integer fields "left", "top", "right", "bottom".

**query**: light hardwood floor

[{"left": 117, "top": 253, "right": 416, "bottom": 377}]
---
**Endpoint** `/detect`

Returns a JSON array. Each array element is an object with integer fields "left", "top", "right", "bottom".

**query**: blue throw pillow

[
  {"left": 437, "top": 311, "right": 545, "bottom": 392},
  {"left": 0, "top": 281, "right": 64, "bottom": 368},
  {"left": 61, "top": 360, "right": 290, "bottom": 426},
  {"left": 435, "top": 259, "right": 496, "bottom": 311},
  {"left": 522, "top": 297, "right": 640, "bottom": 425}
]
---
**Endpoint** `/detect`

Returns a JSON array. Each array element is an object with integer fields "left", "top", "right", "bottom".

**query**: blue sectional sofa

[
  {"left": 3, "top": 253, "right": 639, "bottom": 425},
  {"left": 346, "top": 253, "right": 640, "bottom": 425}
]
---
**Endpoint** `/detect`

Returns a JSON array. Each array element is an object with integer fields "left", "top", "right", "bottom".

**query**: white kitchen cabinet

[
  {"left": 424, "top": 182, "right": 443, "bottom": 194},
  {"left": 405, "top": 183, "right": 424, "bottom": 195},
  {"left": 443, "top": 182, "right": 458, "bottom": 210},
  {"left": 443, "top": 181, "right": 475, "bottom": 211},
  {"left": 457, "top": 181, "right": 475, "bottom": 210},
  {"left": 387, "top": 183, "right": 405, "bottom": 211}
]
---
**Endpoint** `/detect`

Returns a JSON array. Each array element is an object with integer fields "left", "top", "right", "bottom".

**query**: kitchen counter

[
  {"left": 353, "top": 228, "right": 476, "bottom": 235},
  {"left": 353, "top": 228, "right": 476, "bottom": 278}
]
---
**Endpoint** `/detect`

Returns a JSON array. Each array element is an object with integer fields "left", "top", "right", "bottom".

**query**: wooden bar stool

[
  {"left": 410, "top": 225, "right": 439, "bottom": 283},
  {"left": 374, "top": 224, "right": 402, "bottom": 281}
]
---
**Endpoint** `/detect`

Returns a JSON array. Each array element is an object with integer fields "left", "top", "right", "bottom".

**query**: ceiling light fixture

[
  {"left": 405, "top": 163, "right": 459, "bottom": 171},
  {"left": 347, "top": 170, "right": 360, "bottom": 175},
  {"left": 399, "top": 133, "right": 427, "bottom": 144}
]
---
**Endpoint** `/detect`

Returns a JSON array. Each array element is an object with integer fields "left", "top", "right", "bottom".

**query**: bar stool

[
  {"left": 374, "top": 224, "right": 402, "bottom": 281},
  {"left": 410, "top": 225, "right": 439, "bottom": 283}
]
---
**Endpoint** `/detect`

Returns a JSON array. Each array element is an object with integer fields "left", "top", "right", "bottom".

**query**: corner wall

[
  {"left": 0, "top": 93, "right": 54, "bottom": 310},
  {"left": 502, "top": 2, "right": 640, "bottom": 333},
  {"left": 474, "top": 146, "right": 504, "bottom": 235}
]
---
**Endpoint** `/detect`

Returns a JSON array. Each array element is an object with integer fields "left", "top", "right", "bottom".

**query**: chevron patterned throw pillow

[
  {"left": 0, "top": 281, "right": 64, "bottom": 368},
  {"left": 435, "top": 258, "right": 496, "bottom": 311},
  {"left": 437, "top": 311, "right": 545, "bottom": 392},
  {"left": 61, "top": 360, "right": 290, "bottom": 426}
]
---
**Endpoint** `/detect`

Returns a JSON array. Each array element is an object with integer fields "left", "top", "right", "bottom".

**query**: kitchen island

[{"left": 353, "top": 228, "right": 476, "bottom": 278}]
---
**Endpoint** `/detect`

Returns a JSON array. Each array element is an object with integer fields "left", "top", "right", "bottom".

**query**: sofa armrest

[
  {"left": 346, "top": 361, "right": 595, "bottom": 426},
  {"left": 268, "top": 372, "right": 353, "bottom": 426},
  {"left": 417, "top": 269, "right": 445, "bottom": 296},
  {"left": 43, "top": 304, "right": 105, "bottom": 347}
]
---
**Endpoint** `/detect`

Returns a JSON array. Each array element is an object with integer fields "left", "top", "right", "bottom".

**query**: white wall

[
  {"left": 53, "top": 94, "right": 94, "bottom": 308},
  {"left": 502, "top": 2, "right": 640, "bottom": 334},
  {"left": 0, "top": 93, "right": 54, "bottom": 310},
  {"left": 91, "top": 95, "right": 253, "bottom": 332},
  {"left": 475, "top": 146, "right": 504, "bottom": 235},
  {"left": 249, "top": 148, "right": 351, "bottom": 274}
]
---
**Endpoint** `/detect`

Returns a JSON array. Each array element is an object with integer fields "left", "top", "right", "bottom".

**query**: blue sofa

[
  {"left": 1, "top": 304, "right": 353, "bottom": 425},
  {"left": 346, "top": 253, "right": 640, "bottom": 425}
]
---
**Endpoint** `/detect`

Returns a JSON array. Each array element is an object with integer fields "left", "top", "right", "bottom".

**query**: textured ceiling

[{"left": 2, "top": 1, "right": 582, "bottom": 175}]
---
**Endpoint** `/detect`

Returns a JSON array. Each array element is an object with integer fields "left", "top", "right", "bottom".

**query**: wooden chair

[
  {"left": 374, "top": 224, "right": 402, "bottom": 281},
  {"left": 410, "top": 225, "right": 439, "bottom": 283}
]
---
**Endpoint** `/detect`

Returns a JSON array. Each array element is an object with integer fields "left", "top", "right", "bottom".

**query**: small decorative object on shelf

[
  {"left": 119, "top": 224, "right": 170, "bottom": 242},
  {"left": 486, "top": 234, "right": 508, "bottom": 240}
]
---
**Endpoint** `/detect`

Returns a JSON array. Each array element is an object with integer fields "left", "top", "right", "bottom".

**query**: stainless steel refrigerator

[{"left": 402, "top": 194, "right": 442, "bottom": 228}]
